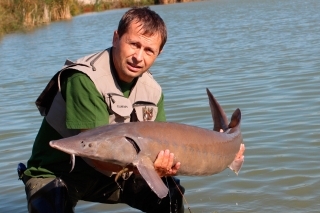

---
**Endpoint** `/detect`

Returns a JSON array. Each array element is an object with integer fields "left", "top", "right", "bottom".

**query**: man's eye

[
  {"left": 130, "top": 43, "right": 138, "bottom": 48},
  {"left": 146, "top": 49, "right": 155, "bottom": 56}
]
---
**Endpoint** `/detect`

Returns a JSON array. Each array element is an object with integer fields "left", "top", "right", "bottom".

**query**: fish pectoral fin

[{"left": 133, "top": 155, "right": 168, "bottom": 199}]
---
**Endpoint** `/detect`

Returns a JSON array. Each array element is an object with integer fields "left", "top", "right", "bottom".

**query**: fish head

[{"left": 49, "top": 124, "right": 140, "bottom": 165}]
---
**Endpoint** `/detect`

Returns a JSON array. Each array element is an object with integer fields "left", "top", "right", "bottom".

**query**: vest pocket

[{"left": 107, "top": 93, "right": 133, "bottom": 118}]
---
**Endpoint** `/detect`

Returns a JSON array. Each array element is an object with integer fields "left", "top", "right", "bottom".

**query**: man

[{"left": 22, "top": 7, "right": 184, "bottom": 213}]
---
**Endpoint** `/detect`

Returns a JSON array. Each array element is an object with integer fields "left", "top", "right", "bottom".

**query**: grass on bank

[{"left": 0, "top": 0, "right": 156, "bottom": 37}]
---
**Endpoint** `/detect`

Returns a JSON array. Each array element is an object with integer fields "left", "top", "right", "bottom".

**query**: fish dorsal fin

[
  {"left": 133, "top": 155, "right": 168, "bottom": 198},
  {"left": 206, "top": 88, "right": 229, "bottom": 132}
]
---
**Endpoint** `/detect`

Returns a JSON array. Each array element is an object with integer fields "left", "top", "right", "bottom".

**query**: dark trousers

[{"left": 24, "top": 171, "right": 185, "bottom": 213}]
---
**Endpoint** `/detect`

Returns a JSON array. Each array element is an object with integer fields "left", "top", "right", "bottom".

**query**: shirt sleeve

[
  {"left": 155, "top": 93, "right": 166, "bottom": 122},
  {"left": 62, "top": 71, "right": 109, "bottom": 129}
]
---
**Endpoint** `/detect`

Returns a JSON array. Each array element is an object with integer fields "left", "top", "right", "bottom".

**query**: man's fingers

[
  {"left": 173, "top": 162, "right": 181, "bottom": 170},
  {"left": 154, "top": 150, "right": 164, "bottom": 168},
  {"left": 170, "top": 162, "right": 180, "bottom": 175},
  {"left": 154, "top": 149, "right": 181, "bottom": 177},
  {"left": 161, "top": 149, "right": 170, "bottom": 168},
  {"left": 235, "top": 143, "right": 245, "bottom": 159},
  {"left": 167, "top": 152, "right": 174, "bottom": 170},
  {"left": 155, "top": 149, "right": 172, "bottom": 168}
]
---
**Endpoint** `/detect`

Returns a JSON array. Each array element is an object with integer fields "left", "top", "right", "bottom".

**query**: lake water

[{"left": 0, "top": 0, "right": 319, "bottom": 212}]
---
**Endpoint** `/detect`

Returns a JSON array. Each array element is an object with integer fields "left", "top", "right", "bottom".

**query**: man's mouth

[{"left": 127, "top": 62, "right": 142, "bottom": 72}]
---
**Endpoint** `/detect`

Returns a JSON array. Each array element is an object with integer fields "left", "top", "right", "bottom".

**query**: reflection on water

[{"left": 0, "top": 0, "right": 319, "bottom": 212}]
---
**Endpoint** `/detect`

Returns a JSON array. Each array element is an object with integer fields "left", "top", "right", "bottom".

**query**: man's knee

[
  {"left": 29, "top": 196, "right": 55, "bottom": 213},
  {"left": 146, "top": 177, "right": 185, "bottom": 213},
  {"left": 25, "top": 177, "right": 74, "bottom": 213},
  {"left": 163, "top": 177, "right": 185, "bottom": 213}
]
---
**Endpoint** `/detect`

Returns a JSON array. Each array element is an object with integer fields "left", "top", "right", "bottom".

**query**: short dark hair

[{"left": 117, "top": 7, "right": 167, "bottom": 52}]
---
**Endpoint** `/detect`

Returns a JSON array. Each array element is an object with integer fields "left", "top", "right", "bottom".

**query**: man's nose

[{"left": 133, "top": 48, "right": 143, "bottom": 61}]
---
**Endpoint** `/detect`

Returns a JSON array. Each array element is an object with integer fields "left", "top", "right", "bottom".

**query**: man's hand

[
  {"left": 235, "top": 143, "right": 245, "bottom": 160},
  {"left": 154, "top": 149, "right": 181, "bottom": 177}
]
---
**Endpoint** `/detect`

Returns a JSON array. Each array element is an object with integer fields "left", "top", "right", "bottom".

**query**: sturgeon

[{"left": 49, "top": 88, "right": 244, "bottom": 198}]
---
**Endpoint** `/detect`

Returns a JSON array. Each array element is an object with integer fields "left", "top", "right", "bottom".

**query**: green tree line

[{"left": 0, "top": 0, "right": 162, "bottom": 37}]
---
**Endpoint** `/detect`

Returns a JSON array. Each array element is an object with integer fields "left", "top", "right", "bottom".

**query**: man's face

[{"left": 112, "top": 21, "right": 162, "bottom": 83}]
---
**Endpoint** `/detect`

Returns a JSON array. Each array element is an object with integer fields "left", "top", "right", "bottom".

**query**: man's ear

[{"left": 112, "top": 30, "right": 119, "bottom": 46}]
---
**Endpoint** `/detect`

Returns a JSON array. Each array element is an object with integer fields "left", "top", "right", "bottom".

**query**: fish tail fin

[{"left": 207, "top": 89, "right": 244, "bottom": 175}]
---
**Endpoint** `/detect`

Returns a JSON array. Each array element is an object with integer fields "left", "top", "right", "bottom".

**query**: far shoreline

[{"left": 0, "top": 0, "right": 201, "bottom": 39}]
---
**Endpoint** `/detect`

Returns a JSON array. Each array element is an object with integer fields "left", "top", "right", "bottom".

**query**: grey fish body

[
  {"left": 116, "top": 121, "right": 242, "bottom": 176},
  {"left": 50, "top": 89, "right": 244, "bottom": 198}
]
